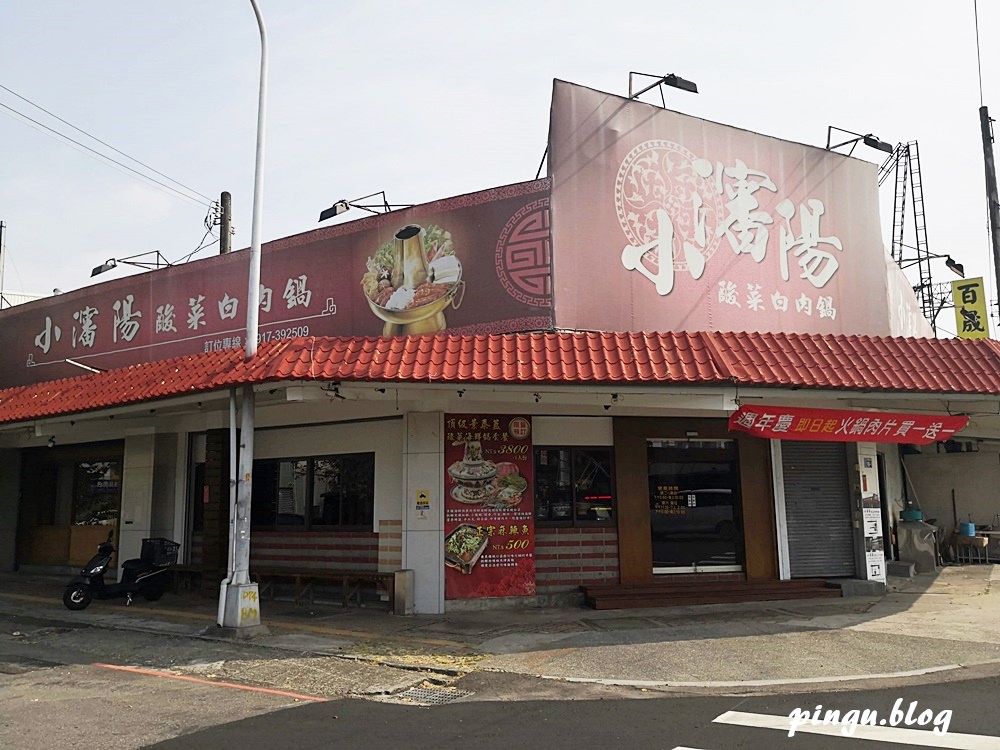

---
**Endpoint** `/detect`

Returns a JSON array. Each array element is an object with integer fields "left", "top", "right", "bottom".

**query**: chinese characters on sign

[
  {"left": 951, "top": 277, "right": 990, "bottom": 340},
  {"left": 2, "top": 180, "right": 553, "bottom": 387},
  {"left": 652, "top": 483, "right": 686, "bottom": 518},
  {"left": 28, "top": 277, "right": 320, "bottom": 364},
  {"left": 443, "top": 414, "right": 535, "bottom": 600},
  {"left": 858, "top": 446, "right": 886, "bottom": 584},
  {"left": 862, "top": 494, "right": 886, "bottom": 582},
  {"left": 618, "top": 142, "right": 842, "bottom": 321},
  {"left": 728, "top": 405, "right": 969, "bottom": 445}
]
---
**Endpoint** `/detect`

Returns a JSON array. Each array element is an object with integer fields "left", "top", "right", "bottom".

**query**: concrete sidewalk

[{"left": 2, "top": 565, "right": 1000, "bottom": 691}]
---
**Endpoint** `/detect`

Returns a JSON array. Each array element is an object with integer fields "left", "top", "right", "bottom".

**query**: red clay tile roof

[{"left": 1, "top": 331, "right": 998, "bottom": 426}]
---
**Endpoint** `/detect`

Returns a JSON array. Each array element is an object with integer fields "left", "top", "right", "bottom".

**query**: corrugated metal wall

[{"left": 782, "top": 441, "right": 855, "bottom": 577}]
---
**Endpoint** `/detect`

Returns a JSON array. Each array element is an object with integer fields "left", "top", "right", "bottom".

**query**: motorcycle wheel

[
  {"left": 63, "top": 584, "right": 93, "bottom": 611},
  {"left": 141, "top": 580, "right": 166, "bottom": 602}
]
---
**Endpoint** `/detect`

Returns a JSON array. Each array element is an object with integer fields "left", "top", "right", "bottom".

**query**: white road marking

[{"left": 714, "top": 710, "right": 1000, "bottom": 749}]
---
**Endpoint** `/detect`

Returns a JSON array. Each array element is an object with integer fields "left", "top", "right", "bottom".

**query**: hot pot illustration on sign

[
  {"left": 447, "top": 440, "right": 528, "bottom": 507},
  {"left": 361, "top": 224, "right": 465, "bottom": 336}
]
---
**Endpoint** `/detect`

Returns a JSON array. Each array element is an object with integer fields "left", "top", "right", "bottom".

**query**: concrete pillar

[
  {"left": 0, "top": 449, "right": 21, "bottom": 571},
  {"left": 118, "top": 433, "right": 156, "bottom": 570},
  {"left": 402, "top": 412, "right": 445, "bottom": 614}
]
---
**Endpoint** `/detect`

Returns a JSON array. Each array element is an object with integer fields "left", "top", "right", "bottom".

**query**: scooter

[{"left": 62, "top": 533, "right": 179, "bottom": 611}]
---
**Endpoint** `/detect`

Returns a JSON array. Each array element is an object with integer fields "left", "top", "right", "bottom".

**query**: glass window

[
  {"left": 534, "top": 446, "right": 614, "bottom": 525},
  {"left": 648, "top": 438, "right": 742, "bottom": 570},
  {"left": 251, "top": 453, "right": 375, "bottom": 530},
  {"left": 72, "top": 461, "right": 122, "bottom": 525}
]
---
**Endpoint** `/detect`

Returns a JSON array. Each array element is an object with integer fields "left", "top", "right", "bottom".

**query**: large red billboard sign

[
  {"left": 0, "top": 181, "right": 552, "bottom": 387},
  {"left": 729, "top": 405, "right": 968, "bottom": 444},
  {"left": 547, "top": 80, "right": 930, "bottom": 338}
]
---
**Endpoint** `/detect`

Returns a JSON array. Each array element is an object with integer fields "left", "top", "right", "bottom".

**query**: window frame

[
  {"left": 250, "top": 451, "right": 375, "bottom": 531},
  {"left": 533, "top": 445, "right": 616, "bottom": 528}
]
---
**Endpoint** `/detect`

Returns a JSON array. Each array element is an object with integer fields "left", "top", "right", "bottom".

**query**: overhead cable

[{"left": 0, "top": 84, "right": 211, "bottom": 208}]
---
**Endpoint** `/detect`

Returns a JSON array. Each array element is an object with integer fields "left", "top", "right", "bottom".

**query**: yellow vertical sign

[{"left": 952, "top": 277, "right": 990, "bottom": 339}]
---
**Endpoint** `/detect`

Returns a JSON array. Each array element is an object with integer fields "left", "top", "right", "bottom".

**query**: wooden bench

[
  {"left": 169, "top": 564, "right": 203, "bottom": 593},
  {"left": 251, "top": 567, "right": 395, "bottom": 610}
]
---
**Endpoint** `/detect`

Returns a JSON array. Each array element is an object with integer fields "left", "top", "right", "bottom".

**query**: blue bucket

[{"left": 960, "top": 522, "right": 976, "bottom": 537}]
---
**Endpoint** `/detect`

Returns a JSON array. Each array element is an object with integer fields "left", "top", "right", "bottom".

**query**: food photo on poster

[{"left": 443, "top": 415, "right": 535, "bottom": 600}]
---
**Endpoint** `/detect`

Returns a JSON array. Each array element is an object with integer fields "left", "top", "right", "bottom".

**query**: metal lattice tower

[{"left": 878, "top": 141, "right": 937, "bottom": 329}]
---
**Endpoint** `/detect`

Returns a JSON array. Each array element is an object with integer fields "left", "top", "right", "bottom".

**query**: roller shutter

[{"left": 782, "top": 440, "right": 855, "bottom": 577}]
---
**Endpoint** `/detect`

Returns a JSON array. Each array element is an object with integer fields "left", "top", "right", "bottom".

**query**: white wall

[
  {"left": 402, "top": 412, "right": 444, "bottom": 614},
  {"left": 119, "top": 432, "right": 156, "bottom": 568},
  {"left": 901, "top": 446, "right": 1000, "bottom": 533},
  {"left": 533, "top": 416, "right": 613, "bottom": 446}
]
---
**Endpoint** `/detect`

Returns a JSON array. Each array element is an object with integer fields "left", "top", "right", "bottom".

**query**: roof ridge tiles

[{"left": 3, "top": 330, "right": 1000, "bottom": 425}]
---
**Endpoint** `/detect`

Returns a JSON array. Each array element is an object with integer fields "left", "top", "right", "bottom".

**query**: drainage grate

[{"left": 371, "top": 686, "right": 474, "bottom": 706}]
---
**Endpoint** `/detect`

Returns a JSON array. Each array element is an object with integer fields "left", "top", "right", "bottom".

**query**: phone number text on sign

[{"left": 257, "top": 325, "right": 310, "bottom": 343}]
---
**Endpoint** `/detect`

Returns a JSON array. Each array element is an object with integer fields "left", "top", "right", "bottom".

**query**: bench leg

[
  {"left": 257, "top": 578, "right": 274, "bottom": 599},
  {"left": 344, "top": 579, "right": 363, "bottom": 606}
]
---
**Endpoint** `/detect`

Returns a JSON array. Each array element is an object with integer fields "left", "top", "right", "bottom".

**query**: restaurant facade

[{"left": 0, "top": 80, "right": 994, "bottom": 614}]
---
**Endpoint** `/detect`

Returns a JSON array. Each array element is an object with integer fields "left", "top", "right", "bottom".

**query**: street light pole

[
  {"left": 219, "top": 0, "right": 267, "bottom": 634},
  {"left": 980, "top": 106, "right": 1000, "bottom": 331}
]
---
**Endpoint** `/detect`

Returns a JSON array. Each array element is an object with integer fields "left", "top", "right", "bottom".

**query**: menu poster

[
  {"left": 444, "top": 414, "right": 535, "bottom": 599},
  {"left": 862, "top": 493, "right": 886, "bottom": 583}
]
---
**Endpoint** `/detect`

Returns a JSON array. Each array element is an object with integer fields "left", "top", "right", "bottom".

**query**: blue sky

[{"left": 1, "top": 1, "right": 997, "bottom": 336}]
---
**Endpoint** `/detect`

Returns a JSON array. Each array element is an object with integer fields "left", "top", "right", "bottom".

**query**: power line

[{"left": 0, "top": 85, "right": 212, "bottom": 207}]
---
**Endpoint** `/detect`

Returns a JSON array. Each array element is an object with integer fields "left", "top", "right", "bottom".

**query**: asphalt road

[
  {"left": 0, "top": 611, "right": 437, "bottom": 749},
  {"left": 4, "top": 608, "right": 1000, "bottom": 749},
  {"left": 145, "top": 678, "right": 1000, "bottom": 750},
  {"left": 146, "top": 677, "right": 1000, "bottom": 750}
]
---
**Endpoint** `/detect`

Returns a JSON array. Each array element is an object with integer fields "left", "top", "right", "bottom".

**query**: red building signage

[
  {"left": 547, "top": 80, "right": 930, "bottom": 338},
  {"left": 0, "top": 181, "right": 552, "bottom": 387},
  {"left": 728, "top": 405, "right": 969, "bottom": 444},
  {"left": 443, "top": 414, "right": 535, "bottom": 600}
]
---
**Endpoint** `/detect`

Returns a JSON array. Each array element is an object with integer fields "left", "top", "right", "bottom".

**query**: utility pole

[
  {"left": 0, "top": 221, "right": 5, "bottom": 309},
  {"left": 219, "top": 191, "right": 233, "bottom": 254},
  {"left": 980, "top": 106, "right": 1000, "bottom": 329},
  {"left": 219, "top": 0, "right": 267, "bottom": 636}
]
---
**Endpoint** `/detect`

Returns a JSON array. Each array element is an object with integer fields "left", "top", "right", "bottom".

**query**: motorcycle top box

[{"left": 63, "top": 534, "right": 179, "bottom": 611}]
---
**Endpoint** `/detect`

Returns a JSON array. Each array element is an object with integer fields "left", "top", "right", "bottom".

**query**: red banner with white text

[{"left": 728, "top": 405, "right": 968, "bottom": 444}]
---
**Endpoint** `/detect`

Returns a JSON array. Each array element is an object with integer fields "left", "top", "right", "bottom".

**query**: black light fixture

[
  {"left": 320, "top": 382, "right": 347, "bottom": 400},
  {"left": 91, "top": 250, "right": 171, "bottom": 277},
  {"left": 318, "top": 200, "right": 350, "bottom": 222},
  {"left": 628, "top": 72, "right": 699, "bottom": 104},
  {"left": 318, "top": 191, "right": 412, "bottom": 222},
  {"left": 826, "top": 126, "right": 895, "bottom": 156},
  {"left": 899, "top": 249, "right": 966, "bottom": 278},
  {"left": 47, "top": 436, "right": 56, "bottom": 449}
]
